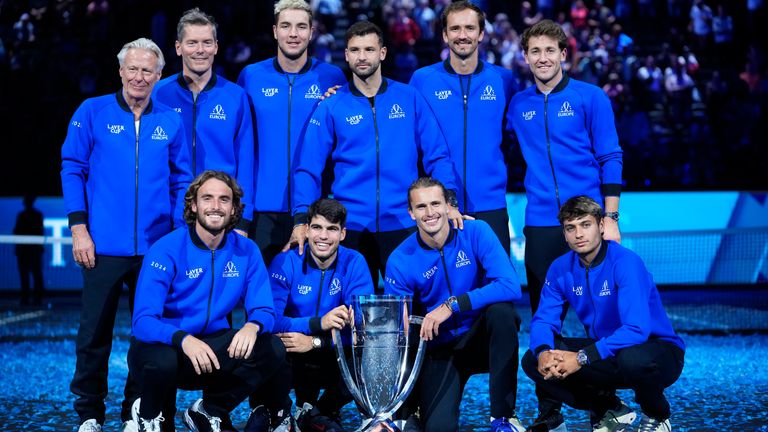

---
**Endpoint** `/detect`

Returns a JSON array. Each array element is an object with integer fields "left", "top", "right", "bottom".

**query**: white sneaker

[
  {"left": 508, "top": 416, "right": 526, "bottom": 432},
  {"left": 592, "top": 401, "right": 636, "bottom": 432},
  {"left": 131, "top": 397, "right": 165, "bottom": 432},
  {"left": 78, "top": 419, "right": 102, "bottom": 432},
  {"left": 184, "top": 398, "right": 222, "bottom": 432},
  {"left": 636, "top": 414, "right": 671, "bottom": 432},
  {"left": 122, "top": 419, "right": 138, "bottom": 432}
]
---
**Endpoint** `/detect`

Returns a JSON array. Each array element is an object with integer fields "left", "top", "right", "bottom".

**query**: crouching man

[
  {"left": 127, "top": 171, "right": 288, "bottom": 432},
  {"left": 522, "top": 195, "right": 685, "bottom": 432}
]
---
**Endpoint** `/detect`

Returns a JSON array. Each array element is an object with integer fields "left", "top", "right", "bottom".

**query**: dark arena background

[{"left": 0, "top": 0, "right": 766, "bottom": 431}]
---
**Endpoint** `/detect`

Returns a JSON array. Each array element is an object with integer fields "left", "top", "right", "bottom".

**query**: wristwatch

[
  {"left": 311, "top": 336, "right": 322, "bottom": 350},
  {"left": 576, "top": 349, "right": 589, "bottom": 366},
  {"left": 604, "top": 211, "right": 619, "bottom": 221},
  {"left": 443, "top": 296, "right": 459, "bottom": 313}
]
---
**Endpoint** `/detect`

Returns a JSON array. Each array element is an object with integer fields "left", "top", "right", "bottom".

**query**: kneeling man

[
  {"left": 128, "top": 171, "right": 287, "bottom": 432},
  {"left": 384, "top": 177, "right": 524, "bottom": 432}
]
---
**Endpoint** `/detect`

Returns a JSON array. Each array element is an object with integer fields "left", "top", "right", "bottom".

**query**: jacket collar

[
  {"left": 116, "top": 90, "right": 154, "bottom": 114},
  {"left": 442, "top": 58, "right": 485, "bottom": 75},
  {"left": 302, "top": 247, "right": 340, "bottom": 272},
  {"left": 416, "top": 227, "right": 456, "bottom": 251},
  {"left": 349, "top": 77, "right": 389, "bottom": 97},
  {"left": 189, "top": 225, "right": 229, "bottom": 251},
  {"left": 576, "top": 238, "right": 608, "bottom": 268},
  {"left": 175, "top": 72, "right": 218, "bottom": 92},
  {"left": 534, "top": 72, "right": 570, "bottom": 95},
  {"left": 272, "top": 56, "right": 313, "bottom": 74}
]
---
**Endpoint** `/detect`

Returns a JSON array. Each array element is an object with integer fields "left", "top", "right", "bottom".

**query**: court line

[{"left": 0, "top": 311, "right": 47, "bottom": 326}]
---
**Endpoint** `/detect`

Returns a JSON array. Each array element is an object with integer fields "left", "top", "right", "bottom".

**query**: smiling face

[
  {"left": 307, "top": 214, "right": 345, "bottom": 265},
  {"left": 119, "top": 48, "right": 161, "bottom": 105},
  {"left": 345, "top": 33, "right": 386, "bottom": 81},
  {"left": 523, "top": 34, "right": 566, "bottom": 87},
  {"left": 191, "top": 178, "right": 234, "bottom": 236},
  {"left": 408, "top": 185, "right": 450, "bottom": 238},
  {"left": 176, "top": 24, "right": 218, "bottom": 77},
  {"left": 274, "top": 8, "right": 313, "bottom": 61},
  {"left": 443, "top": 8, "right": 484, "bottom": 61},
  {"left": 563, "top": 214, "right": 604, "bottom": 262}
]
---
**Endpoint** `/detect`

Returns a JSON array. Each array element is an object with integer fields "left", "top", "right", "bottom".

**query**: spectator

[
  {"left": 689, "top": 0, "right": 712, "bottom": 50},
  {"left": 412, "top": 0, "right": 437, "bottom": 41}
]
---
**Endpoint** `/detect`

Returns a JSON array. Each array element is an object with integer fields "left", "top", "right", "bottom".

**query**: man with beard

[
  {"left": 127, "top": 171, "right": 289, "bottom": 432},
  {"left": 238, "top": 0, "right": 345, "bottom": 264},
  {"left": 154, "top": 8, "right": 254, "bottom": 236},
  {"left": 291, "top": 20, "right": 465, "bottom": 289},
  {"left": 409, "top": 1, "right": 517, "bottom": 254}
]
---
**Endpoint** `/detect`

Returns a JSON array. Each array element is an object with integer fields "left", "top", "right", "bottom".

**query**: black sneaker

[
  {"left": 243, "top": 405, "right": 270, "bottom": 432},
  {"left": 526, "top": 411, "right": 566, "bottom": 432},
  {"left": 183, "top": 399, "right": 222, "bottom": 432},
  {"left": 271, "top": 407, "right": 298, "bottom": 432}
]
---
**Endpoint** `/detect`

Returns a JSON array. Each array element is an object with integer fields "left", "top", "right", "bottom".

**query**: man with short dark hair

[
  {"left": 154, "top": 8, "right": 255, "bottom": 235},
  {"left": 61, "top": 37, "right": 192, "bottom": 432},
  {"left": 127, "top": 171, "right": 288, "bottom": 432},
  {"left": 237, "top": 0, "right": 345, "bottom": 264},
  {"left": 291, "top": 21, "right": 465, "bottom": 288},
  {"left": 267, "top": 198, "right": 374, "bottom": 432},
  {"left": 384, "top": 177, "right": 524, "bottom": 432},
  {"left": 409, "top": 1, "right": 517, "bottom": 254},
  {"left": 522, "top": 195, "right": 685, "bottom": 432}
]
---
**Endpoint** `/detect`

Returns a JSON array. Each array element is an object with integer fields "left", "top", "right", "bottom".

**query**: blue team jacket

[
  {"left": 269, "top": 246, "right": 374, "bottom": 334},
  {"left": 132, "top": 226, "right": 275, "bottom": 347},
  {"left": 530, "top": 240, "right": 685, "bottom": 363},
  {"left": 293, "top": 78, "right": 459, "bottom": 232},
  {"left": 237, "top": 57, "right": 345, "bottom": 213},
  {"left": 60, "top": 91, "right": 192, "bottom": 256},
  {"left": 154, "top": 73, "right": 255, "bottom": 226},
  {"left": 410, "top": 60, "right": 517, "bottom": 213},
  {"left": 384, "top": 220, "right": 522, "bottom": 343},
  {"left": 507, "top": 75, "right": 623, "bottom": 226}
]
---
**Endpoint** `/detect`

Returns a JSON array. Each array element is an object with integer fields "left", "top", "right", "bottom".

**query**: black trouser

[
  {"left": 128, "top": 330, "right": 288, "bottom": 421},
  {"left": 470, "top": 208, "right": 511, "bottom": 256},
  {"left": 522, "top": 337, "right": 685, "bottom": 421},
  {"left": 523, "top": 226, "right": 569, "bottom": 314},
  {"left": 342, "top": 227, "right": 416, "bottom": 292},
  {"left": 416, "top": 303, "right": 521, "bottom": 431},
  {"left": 288, "top": 347, "right": 352, "bottom": 416},
  {"left": 70, "top": 255, "right": 142, "bottom": 424},
  {"left": 251, "top": 211, "right": 294, "bottom": 265},
  {"left": 17, "top": 251, "right": 44, "bottom": 304}
]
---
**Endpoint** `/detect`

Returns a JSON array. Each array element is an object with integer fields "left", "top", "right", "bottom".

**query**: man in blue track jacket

[
  {"left": 61, "top": 38, "right": 192, "bottom": 432},
  {"left": 291, "top": 21, "right": 466, "bottom": 288},
  {"left": 268, "top": 198, "right": 373, "bottom": 432},
  {"left": 128, "top": 171, "right": 288, "bottom": 432},
  {"left": 237, "top": 0, "right": 345, "bottom": 264},
  {"left": 154, "top": 8, "right": 254, "bottom": 234},
  {"left": 506, "top": 19, "right": 623, "bottom": 313},
  {"left": 409, "top": 1, "right": 517, "bottom": 253},
  {"left": 523, "top": 196, "right": 685, "bottom": 432},
  {"left": 384, "top": 177, "right": 524, "bottom": 432}
]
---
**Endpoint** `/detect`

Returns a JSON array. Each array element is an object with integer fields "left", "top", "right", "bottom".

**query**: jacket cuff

[
  {"left": 457, "top": 293, "right": 472, "bottom": 312},
  {"left": 309, "top": 317, "right": 323, "bottom": 333},
  {"left": 248, "top": 320, "right": 265, "bottom": 334},
  {"left": 600, "top": 183, "right": 622, "bottom": 197},
  {"left": 583, "top": 343, "right": 601, "bottom": 363},
  {"left": 293, "top": 212, "right": 308, "bottom": 226},
  {"left": 68, "top": 211, "right": 88, "bottom": 228},
  {"left": 533, "top": 344, "right": 552, "bottom": 358},
  {"left": 172, "top": 331, "right": 190, "bottom": 348}
]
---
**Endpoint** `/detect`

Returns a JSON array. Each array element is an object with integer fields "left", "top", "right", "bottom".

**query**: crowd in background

[{"left": 0, "top": 0, "right": 766, "bottom": 195}]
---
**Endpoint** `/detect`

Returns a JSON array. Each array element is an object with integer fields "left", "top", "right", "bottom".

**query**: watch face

[{"left": 312, "top": 337, "right": 321, "bottom": 348}]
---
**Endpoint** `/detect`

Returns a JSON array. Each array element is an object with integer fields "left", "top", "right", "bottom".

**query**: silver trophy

[{"left": 332, "top": 294, "right": 426, "bottom": 432}]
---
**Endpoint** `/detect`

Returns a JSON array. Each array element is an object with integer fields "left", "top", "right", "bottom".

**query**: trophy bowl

[{"left": 332, "top": 294, "right": 425, "bottom": 432}]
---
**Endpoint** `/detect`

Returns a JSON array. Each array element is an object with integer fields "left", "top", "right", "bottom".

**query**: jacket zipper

[
  {"left": 585, "top": 262, "right": 597, "bottom": 338},
  {"left": 201, "top": 249, "right": 215, "bottom": 333},
  {"left": 315, "top": 269, "right": 326, "bottom": 316},
  {"left": 286, "top": 75, "right": 294, "bottom": 210},
  {"left": 543, "top": 94, "right": 561, "bottom": 210},
  {"left": 192, "top": 92, "right": 198, "bottom": 175},
  {"left": 371, "top": 100, "right": 380, "bottom": 232},
  {"left": 134, "top": 119, "right": 140, "bottom": 255},
  {"left": 460, "top": 75, "right": 471, "bottom": 209}
]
